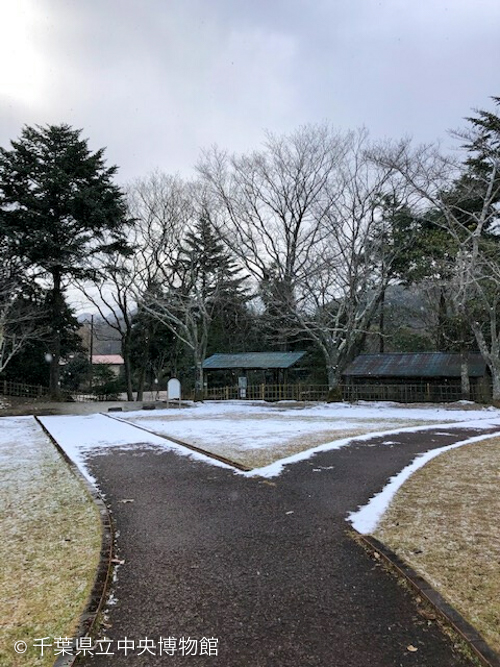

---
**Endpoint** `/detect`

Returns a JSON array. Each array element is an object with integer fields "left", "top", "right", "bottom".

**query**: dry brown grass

[
  {"left": 374, "top": 437, "right": 500, "bottom": 653},
  {"left": 0, "top": 418, "right": 101, "bottom": 666}
]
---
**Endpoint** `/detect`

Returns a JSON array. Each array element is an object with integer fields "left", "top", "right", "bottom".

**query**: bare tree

[
  {"left": 76, "top": 172, "right": 188, "bottom": 400},
  {"left": 200, "top": 127, "right": 408, "bottom": 388},
  {"left": 466, "top": 241, "right": 500, "bottom": 399},
  {"left": 293, "top": 133, "right": 416, "bottom": 389},
  {"left": 198, "top": 125, "right": 345, "bottom": 332}
]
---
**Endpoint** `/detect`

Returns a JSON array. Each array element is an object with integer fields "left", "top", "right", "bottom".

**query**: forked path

[{"left": 78, "top": 424, "right": 500, "bottom": 666}]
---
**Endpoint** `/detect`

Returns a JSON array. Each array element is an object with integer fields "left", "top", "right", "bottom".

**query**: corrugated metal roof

[
  {"left": 203, "top": 351, "right": 306, "bottom": 370},
  {"left": 343, "top": 353, "right": 486, "bottom": 378}
]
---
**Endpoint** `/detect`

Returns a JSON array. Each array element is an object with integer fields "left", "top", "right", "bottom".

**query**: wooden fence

[
  {"left": 202, "top": 382, "right": 487, "bottom": 403},
  {"left": 0, "top": 379, "right": 487, "bottom": 404},
  {"left": 0, "top": 380, "right": 49, "bottom": 399},
  {"left": 0, "top": 381, "right": 110, "bottom": 402},
  {"left": 202, "top": 384, "right": 331, "bottom": 402},
  {"left": 342, "top": 382, "right": 486, "bottom": 403}
]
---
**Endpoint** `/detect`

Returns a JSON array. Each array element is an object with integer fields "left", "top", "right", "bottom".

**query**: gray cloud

[{"left": 1, "top": 0, "right": 499, "bottom": 184}]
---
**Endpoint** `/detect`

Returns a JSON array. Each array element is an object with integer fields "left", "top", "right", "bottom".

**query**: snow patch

[{"left": 347, "top": 432, "right": 499, "bottom": 534}]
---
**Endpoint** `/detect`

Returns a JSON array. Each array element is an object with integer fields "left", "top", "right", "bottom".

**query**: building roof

[
  {"left": 92, "top": 354, "right": 124, "bottom": 365},
  {"left": 203, "top": 351, "right": 306, "bottom": 370},
  {"left": 343, "top": 353, "right": 487, "bottom": 378}
]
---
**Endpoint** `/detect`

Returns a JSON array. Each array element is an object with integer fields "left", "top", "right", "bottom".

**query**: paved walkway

[{"left": 78, "top": 425, "right": 499, "bottom": 666}]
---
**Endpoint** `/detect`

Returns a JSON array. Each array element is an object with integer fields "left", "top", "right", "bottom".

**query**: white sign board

[
  {"left": 168, "top": 378, "right": 181, "bottom": 400},
  {"left": 238, "top": 376, "right": 247, "bottom": 399}
]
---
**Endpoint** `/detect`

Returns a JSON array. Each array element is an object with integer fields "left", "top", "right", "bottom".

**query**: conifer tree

[
  {"left": 144, "top": 212, "right": 247, "bottom": 398},
  {"left": 0, "top": 124, "right": 131, "bottom": 396}
]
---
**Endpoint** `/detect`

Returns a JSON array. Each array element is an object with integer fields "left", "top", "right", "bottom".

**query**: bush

[
  {"left": 327, "top": 386, "right": 343, "bottom": 403},
  {"left": 92, "top": 365, "right": 122, "bottom": 399},
  {"left": 61, "top": 355, "right": 91, "bottom": 391}
]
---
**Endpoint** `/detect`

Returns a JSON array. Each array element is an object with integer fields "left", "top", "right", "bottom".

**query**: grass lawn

[
  {"left": 374, "top": 436, "right": 500, "bottom": 654},
  {"left": 0, "top": 417, "right": 101, "bottom": 667},
  {"left": 123, "top": 406, "right": 434, "bottom": 468}
]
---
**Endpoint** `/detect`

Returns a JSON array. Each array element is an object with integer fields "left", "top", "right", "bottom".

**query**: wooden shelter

[
  {"left": 342, "top": 352, "right": 490, "bottom": 402},
  {"left": 203, "top": 351, "right": 306, "bottom": 387}
]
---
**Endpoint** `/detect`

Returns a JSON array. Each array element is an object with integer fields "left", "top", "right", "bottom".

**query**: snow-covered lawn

[
  {"left": 0, "top": 417, "right": 101, "bottom": 667},
  {"left": 38, "top": 399, "right": 500, "bottom": 475},
  {"left": 118, "top": 400, "right": 500, "bottom": 468}
]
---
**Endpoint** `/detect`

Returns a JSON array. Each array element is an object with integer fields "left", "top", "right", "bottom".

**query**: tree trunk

[
  {"left": 136, "top": 321, "right": 155, "bottom": 402},
  {"left": 470, "top": 320, "right": 500, "bottom": 402},
  {"left": 194, "top": 359, "right": 204, "bottom": 401},
  {"left": 49, "top": 269, "right": 62, "bottom": 400},
  {"left": 136, "top": 369, "right": 146, "bottom": 402},
  {"left": 437, "top": 289, "right": 447, "bottom": 350},
  {"left": 379, "top": 285, "right": 385, "bottom": 354},
  {"left": 492, "top": 368, "right": 500, "bottom": 402},
  {"left": 460, "top": 348, "right": 470, "bottom": 401},
  {"left": 122, "top": 334, "right": 134, "bottom": 401},
  {"left": 326, "top": 364, "right": 343, "bottom": 402}
]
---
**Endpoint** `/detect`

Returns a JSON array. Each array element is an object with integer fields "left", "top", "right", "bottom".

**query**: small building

[
  {"left": 92, "top": 354, "right": 124, "bottom": 377},
  {"left": 203, "top": 352, "right": 307, "bottom": 388},
  {"left": 342, "top": 352, "right": 490, "bottom": 402}
]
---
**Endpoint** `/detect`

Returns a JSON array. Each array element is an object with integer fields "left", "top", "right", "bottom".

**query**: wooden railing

[
  {"left": 0, "top": 379, "right": 486, "bottom": 404},
  {"left": 342, "top": 382, "right": 486, "bottom": 403},
  {"left": 202, "top": 382, "right": 488, "bottom": 403},
  {"left": 0, "top": 380, "right": 49, "bottom": 399},
  {"left": 202, "top": 384, "right": 331, "bottom": 401}
]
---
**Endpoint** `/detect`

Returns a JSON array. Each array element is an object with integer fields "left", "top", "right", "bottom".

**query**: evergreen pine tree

[
  {"left": 0, "top": 124, "right": 131, "bottom": 396},
  {"left": 175, "top": 213, "right": 247, "bottom": 304},
  {"left": 148, "top": 213, "right": 248, "bottom": 398}
]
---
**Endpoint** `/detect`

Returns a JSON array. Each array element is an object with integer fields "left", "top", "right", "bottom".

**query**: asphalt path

[{"left": 78, "top": 424, "right": 500, "bottom": 667}]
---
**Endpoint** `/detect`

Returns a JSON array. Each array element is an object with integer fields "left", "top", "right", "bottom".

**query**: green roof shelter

[{"left": 203, "top": 352, "right": 307, "bottom": 388}]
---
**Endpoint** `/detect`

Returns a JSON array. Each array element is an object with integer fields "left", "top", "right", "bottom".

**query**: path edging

[
  {"left": 354, "top": 531, "right": 500, "bottom": 667},
  {"left": 34, "top": 416, "right": 114, "bottom": 667},
  {"left": 103, "top": 411, "right": 252, "bottom": 471}
]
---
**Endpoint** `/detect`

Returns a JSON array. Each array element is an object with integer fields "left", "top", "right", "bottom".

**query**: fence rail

[
  {"left": 0, "top": 380, "right": 50, "bottom": 399},
  {"left": 0, "top": 379, "right": 488, "bottom": 404},
  {"left": 202, "top": 382, "right": 487, "bottom": 404},
  {"left": 202, "top": 384, "right": 331, "bottom": 402},
  {"left": 0, "top": 381, "right": 112, "bottom": 402},
  {"left": 342, "top": 382, "right": 487, "bottom": 403}
]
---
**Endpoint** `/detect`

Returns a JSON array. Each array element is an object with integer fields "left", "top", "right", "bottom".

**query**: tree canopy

[{"left": 0, "top": 123, "right": 131, "bottom": 394}]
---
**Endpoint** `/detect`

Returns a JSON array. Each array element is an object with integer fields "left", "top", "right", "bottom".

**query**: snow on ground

[
  {"left": 120, "top": 400, "right": 500, "bottom": 467},
  {"left": 35, "top": 400, "right": 500, "bottom": 481},
  {"left": 0, "top": 416, "right": 49, "bottom": 483},
  {"left": 5, "top": 401, "right": 500, "bottom": 545},
  {"left": 348, "top": 432, "right": 500, "bottom": 535},
  {"left": 122, "top": 414, "right": 384, "bottom": 450},
  {"left": 38, "top": 414, "right": 234, "bottom": 484},
  {"left": 127, "top": 399, "right": 500, "bottom": 422}
]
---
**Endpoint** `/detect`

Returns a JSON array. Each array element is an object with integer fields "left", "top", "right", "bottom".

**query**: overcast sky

[{"left": 1, "top": 0, "right": 499, "bottom": 185}]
